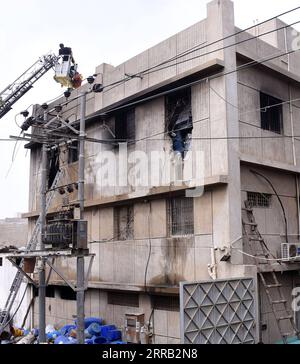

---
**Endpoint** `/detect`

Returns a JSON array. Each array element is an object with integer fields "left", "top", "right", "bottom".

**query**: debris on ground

[{"left": 0, "top": 317, "right": 125, "bottom": 344}]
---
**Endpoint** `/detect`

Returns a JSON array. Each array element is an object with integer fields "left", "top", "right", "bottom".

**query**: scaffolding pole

[
  {"left": 38, "top": 109, "right": 48, "bottom": 343},
  {"left": 76, "top": 92, "right": 87, "bottom": 344}
]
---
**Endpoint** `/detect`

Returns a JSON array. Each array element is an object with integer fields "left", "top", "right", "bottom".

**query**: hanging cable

[{"left": 250, "top": 170, "right": 289, "bottom": 244}]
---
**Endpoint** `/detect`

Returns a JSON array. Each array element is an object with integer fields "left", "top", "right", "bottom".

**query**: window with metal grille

[
  {"left": 152, "top": 295, "right": 180, "bottom": 312},
  {"left": 107, "top": 291, "right": 139, "bottom": 307},
  {"left": 115, "top": 108, "right": 135, "bottom": 141},
  {"left": 168, "top": 196, "right": 194, "bottom": 236},
  {"left": 114, "top": 205, "right": 134, "bottom": 241},
  {"left": 260, "top": 92, "right": 283, "bottom": 134},
  {"left": 247, "top": 192, "right": 272, "bottom": 208},
  {"left": 68, "top": 141, "right": 79, "bottom": 164}
]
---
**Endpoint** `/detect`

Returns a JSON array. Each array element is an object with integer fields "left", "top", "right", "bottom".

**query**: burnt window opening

[
  {"left": 68, "top": 141, "right": 79, "bottom": 164},
  {"left": 107, "top": 291, "right": 139, "bottom": 307},
  {"left": 152, "top": 295, "right": 180, "bottom": 312},
  {"left": 114, "top": 205, "right": 134, "bottom": 241},
  {"left": 115, "top": 109, "right": 135, "bottom": 142},
  {"left": 260, "top": 92, "right": 283, "bottom": 134},
  {"left": 46, "top": 285, "right": 56, "bottom": 298},
  {"left": 58, "top": 286, "right": 76, "bottom": 301},
  {"left": 48, "top": 149, "right": 60, "bottom": 189},
  {"left": 166, "top": 88, "right": 193, "bottom": 158},
  {"left": 168, "top": 196, "right": 194, "bottom": 236},
  {"left": 247, "top": 192, "right": 272, "bottom": 208}
]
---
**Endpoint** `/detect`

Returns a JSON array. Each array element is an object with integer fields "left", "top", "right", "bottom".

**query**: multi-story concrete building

[{"left": 23, "top": 0, "right": 300, "bottom": 343}]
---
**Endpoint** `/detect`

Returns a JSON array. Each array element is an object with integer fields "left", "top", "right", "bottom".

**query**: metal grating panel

[
  {"left": 180, "top": 278, "right": 258, "bottom": 344},
  {"left": 168, "top": 196, "right": 194, "bottom": 236},
  {"left": 247, "top": 192, "right": 272, "bottom": 208}
]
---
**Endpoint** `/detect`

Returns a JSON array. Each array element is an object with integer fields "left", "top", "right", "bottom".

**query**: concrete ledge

[
  {"left": 33, "top": 279, "right": 180, "bottom": 295},
  {"left": 22, "top": 175, "right": 228, "bottom": 218},
  {"left": 240, "top": 153, "right": 300, "bottom": 174},
  {"left": 88, "top": 58, "right": 225, "bottom": 119},
  {"left": 236, "top": 50, "right": 300, "bottom": 85}
]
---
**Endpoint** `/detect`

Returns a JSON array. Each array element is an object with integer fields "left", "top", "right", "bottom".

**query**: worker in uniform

[
  {"left": 168, "top": 99, "right": 193, "bottom": 159},
  {"left": 54, "top": 44, "right": 82, "bottom": 89}
]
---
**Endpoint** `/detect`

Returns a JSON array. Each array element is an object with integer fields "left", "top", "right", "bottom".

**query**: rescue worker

[
  {"left": 168, "top": 98, "right": 193, "bottom": 159},
  {"left": 58, "top": 43, "right": 75, "bottom": 64}
]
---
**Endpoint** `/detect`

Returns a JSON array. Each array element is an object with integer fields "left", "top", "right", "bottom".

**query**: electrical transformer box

[{"left": 45, "top": 213, "right": 87, "bottom": 250}]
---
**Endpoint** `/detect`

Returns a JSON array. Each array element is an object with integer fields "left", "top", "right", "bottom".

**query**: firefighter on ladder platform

[{"left": 54, "top": 44, "right": 82, "bottom": 89}]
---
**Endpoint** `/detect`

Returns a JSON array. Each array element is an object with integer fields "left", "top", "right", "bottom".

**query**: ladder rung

[
  {"left": 249, "top": 237, "right": 264, "bottom": 242},
  {"left": 271, "top": 300, "right": 287, "bottom": 305},
  {"left": 266, "top": 284, "right": 282, "bottom": 288},
  {"left": 244, "top": 222, "right": 258, "bottom": 226},
  {"left": 278, "top": 316, "right": 293, "bottom": 321}
]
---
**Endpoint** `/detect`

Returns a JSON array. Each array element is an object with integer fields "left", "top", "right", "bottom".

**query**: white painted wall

[{"left": 0, "top": 258, "right": 29, "bottom": 329}]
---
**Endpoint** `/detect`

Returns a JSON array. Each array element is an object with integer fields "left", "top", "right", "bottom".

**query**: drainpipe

[
  {"left": 289, "top": 86, "right": 296, "bottom": 166},
  {"left": 208, "top": 248, "right": 217, "bottom": 280}
]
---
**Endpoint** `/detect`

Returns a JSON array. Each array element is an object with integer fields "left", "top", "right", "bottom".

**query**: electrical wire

[
  {"left": 31, "top": 8, "right": 300, "bottom": 118},
  {"left": 104, "top": 48, "right": 300, "bottom": 119},
  {"left": 251, "top": 170, "right": 289, "bottom": 244},
  {"left": 1, "top": 284, "right": 29, "bottom": 331},
  {"left": 104, "top": 7, "right": 300, "bottom": 92}
]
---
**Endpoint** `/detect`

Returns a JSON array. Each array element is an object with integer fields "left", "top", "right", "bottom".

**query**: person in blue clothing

[{"left": 168, "top": 98, "right": 193, "bottom": 159}]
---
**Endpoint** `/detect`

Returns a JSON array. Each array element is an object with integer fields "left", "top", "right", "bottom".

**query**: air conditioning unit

[{"left": 281, "top": 243, "right": 300, "bottom": 262}]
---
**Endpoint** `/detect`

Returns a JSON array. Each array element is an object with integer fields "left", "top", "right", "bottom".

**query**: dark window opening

[
  {"left": 0, "top": 257, "right": 2, "bottom": 266},
  {"left": 46, "top": 285, "right": 55, "bottom": 298},
  {"left": 58, "top": 286, "right": 76, "bottom": 301},
  {"left": 114, "top": 205, "right": 134, "bottom": 241},
  {"left": 107, "top": 291, "right": 139, "bottom": 307},
  {"left": 152, "top": 295, "right": 179, "bottom": 312},
  {"left": 260, "top": 92, "right": 283, "bottom": 134},
  {"left": 115, "top": 109, "right": 135, "bottom": 142},
  {"left": 68, "top": 141, "right": 79, "bottom": 164},
  {"left": 168, "top": 196, "right": 194, "bottom": 236},
  {"left": 48, "top": 149, "right": 60, "bottom": 188},
  {"left": 33, "top": 286, "right": 39, "bottom": 297},
  {"left": 166, "top": 88, "right": 193, "bottom": 157},
  {"left": 247, "top": 192, "right": 272, "bottom": 208}
]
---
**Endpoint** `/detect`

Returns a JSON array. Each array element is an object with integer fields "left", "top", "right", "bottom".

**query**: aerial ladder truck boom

[
  {"left": 0, "top": 44, "right": 82, "bottom": 120},
  {"left": 0, "top": 54, "right": 58, "bottom": 119}
]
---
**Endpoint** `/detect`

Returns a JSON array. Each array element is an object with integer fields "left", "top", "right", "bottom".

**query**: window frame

[
  {"left": 167, "top": 196, "right": 194, "bottom": 237},
  {"left": 115, "top": 108, "right": 136, "bottom": 143},
  {"left": 260, "top": 92, "right": 283, "bottom": 134},
  {"left": 113, "top": 204, "right": 134, "bottom": 241}
]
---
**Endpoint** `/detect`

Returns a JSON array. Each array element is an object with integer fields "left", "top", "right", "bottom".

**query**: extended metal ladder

[
  {"left": 242, "top": 201, "right": 300, "bottom": 344},
  {"left": 0, "top": 54, "right": 58, "bottom": 119},
  {"left": 0, "top": 169, "right": 62, "bottom": 333}
]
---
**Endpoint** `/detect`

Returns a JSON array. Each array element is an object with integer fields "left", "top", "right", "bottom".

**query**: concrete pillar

[{"left": 206, "top": 0, "right": 243, "bottom": 267}]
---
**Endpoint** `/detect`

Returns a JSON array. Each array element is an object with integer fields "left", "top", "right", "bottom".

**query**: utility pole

[
  {"left": 76, "top": 92, "right": 87, "bottom": 344},
  {"left": 39, "top": 108, "right": 48, "bottom": 343}
]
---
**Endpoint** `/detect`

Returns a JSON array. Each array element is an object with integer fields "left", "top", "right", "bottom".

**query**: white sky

[{"left": 0, "top": 0, "right": 300, "bottom": 218}]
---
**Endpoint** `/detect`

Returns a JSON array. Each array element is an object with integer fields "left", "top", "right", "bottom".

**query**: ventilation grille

[
  {"left": 168, "top": 196, "right": 194, "bottom": 236},
  {"left": 247, "top": 192, "right": 272, "bottom": 208}
]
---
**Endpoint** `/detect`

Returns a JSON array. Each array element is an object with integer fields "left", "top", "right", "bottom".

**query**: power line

[
  {"left": 104, "top": 7, "right": 300, "bottom": 92},
  {"left": 97, "top": 48, "right": 300, "bottom": 119},
  {"left": 132, "top": 6, "right": 300, "bottom": 77},
  {"left": 31, "top": 6, "right": 300, "bottom": 116},
  {"left": 135, "top": 20, "right": 300, "bottom": 78}
]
